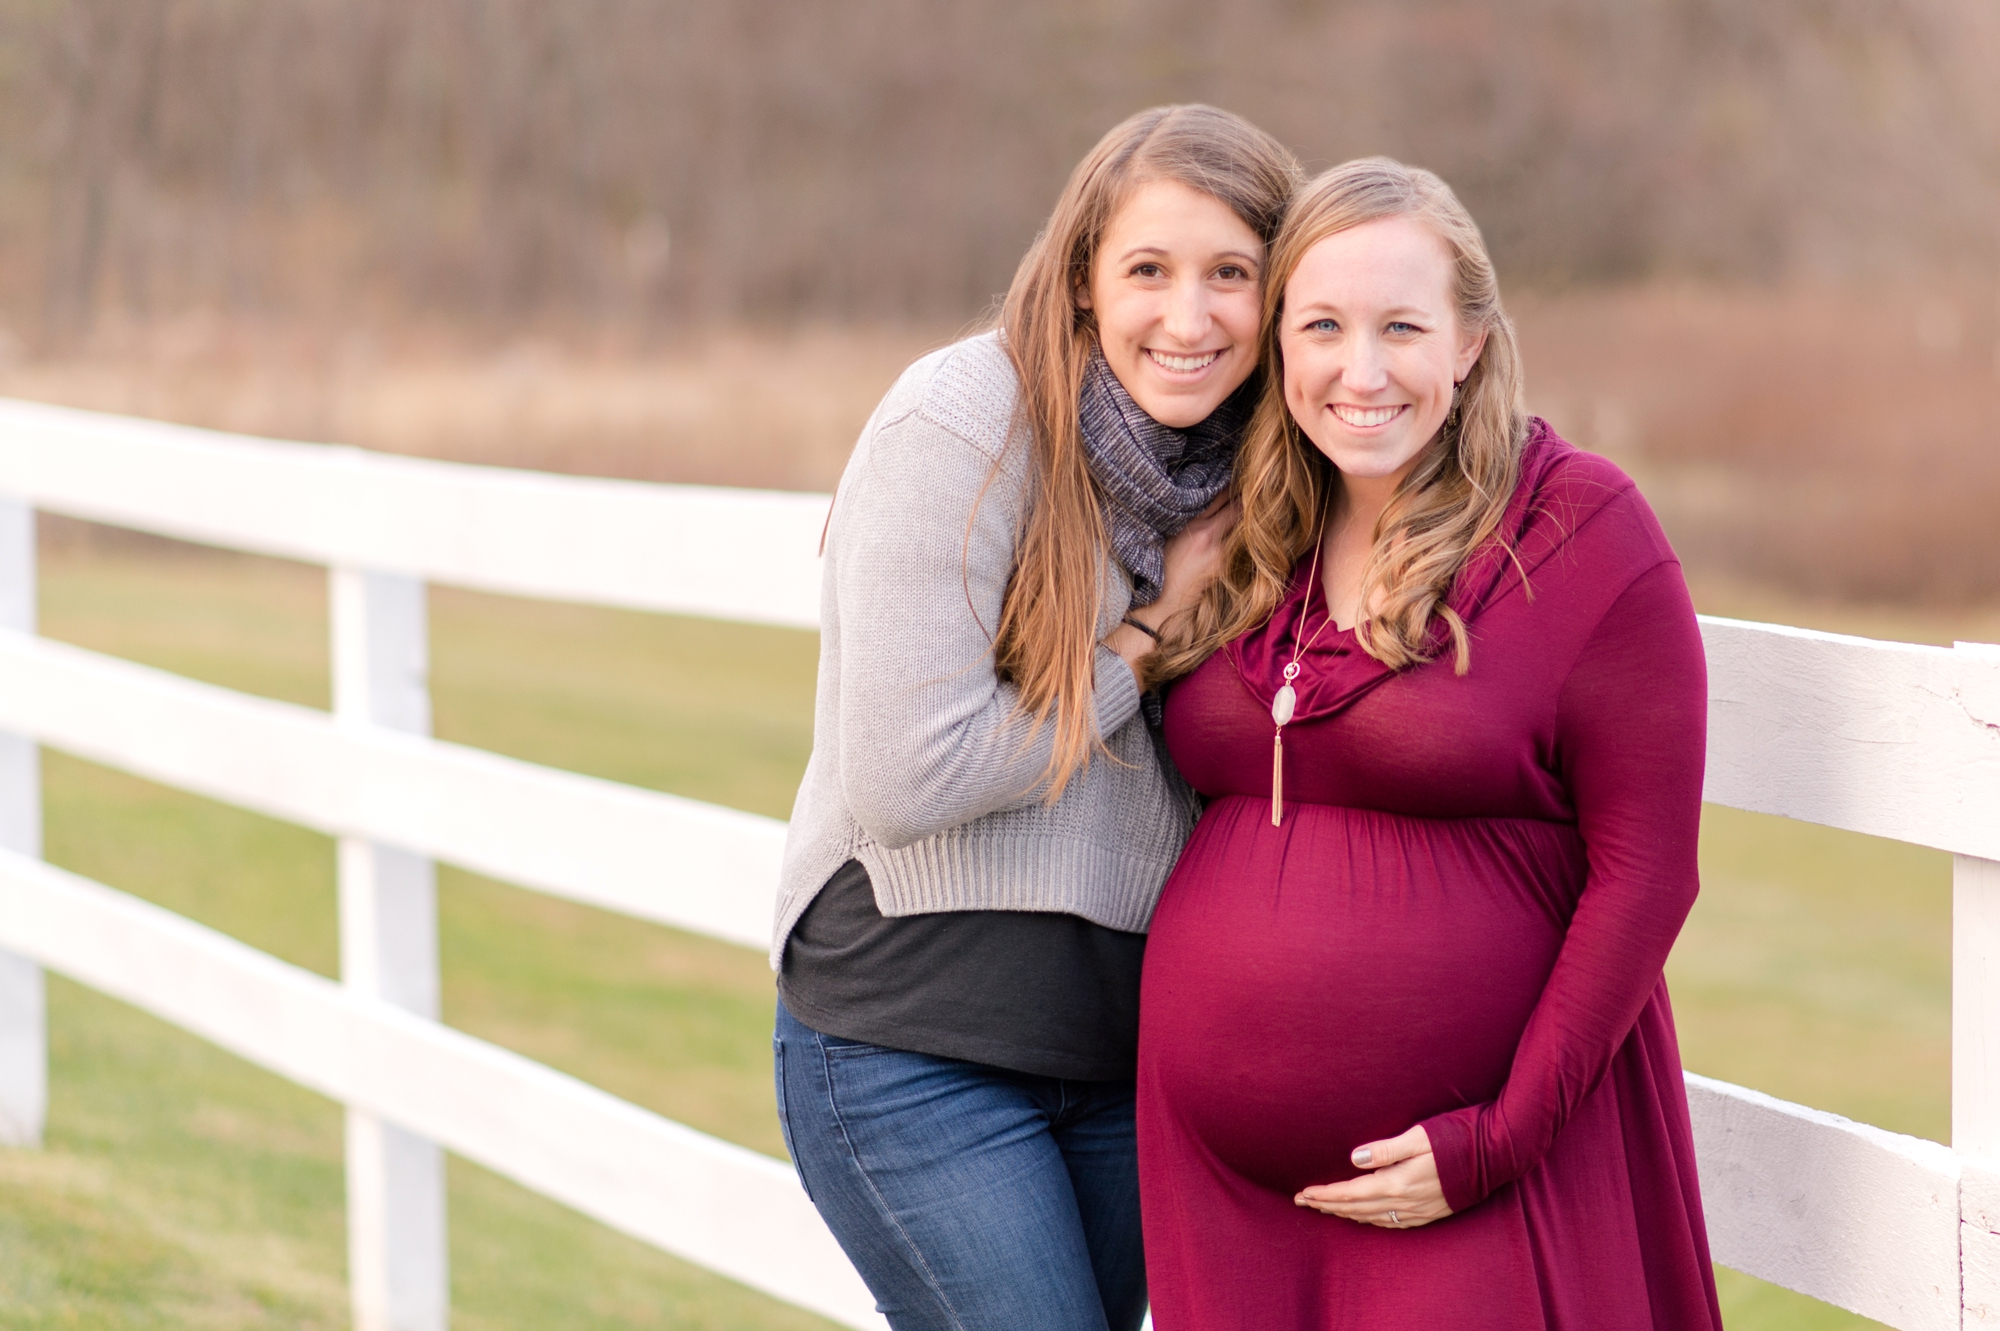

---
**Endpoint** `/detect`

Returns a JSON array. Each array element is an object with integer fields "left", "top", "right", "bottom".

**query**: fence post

[
  {"left": 331, "top": 569, "right": 447, "bottom": 1331},
  {"left": 0, "top": 498, "right": 42, "bottom": 1149},
  {"left": 1962, "top": 850, "right": 2000, "bottom": 1324}
]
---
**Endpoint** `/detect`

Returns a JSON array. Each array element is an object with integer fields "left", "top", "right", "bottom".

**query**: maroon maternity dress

[{"left": 1138, "top": 424, "right": 1722, "bottom": 1330}]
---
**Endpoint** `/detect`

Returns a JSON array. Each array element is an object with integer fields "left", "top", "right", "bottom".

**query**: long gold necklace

[{"left": 1271, "top": 502, "right": 1340, "bottom": 827}]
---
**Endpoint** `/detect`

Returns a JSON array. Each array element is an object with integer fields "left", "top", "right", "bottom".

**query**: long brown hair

[
  {"left": 993, "top": 105, "right": 1299, "bottom": 797},
  {"left": 1154, "top": 157, "right": 1528, "bottom": 682}
]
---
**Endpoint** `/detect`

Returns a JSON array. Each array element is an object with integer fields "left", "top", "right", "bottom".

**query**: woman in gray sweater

[{"left": 773, "top": 105, "right": 1299, "bottom": 1331}]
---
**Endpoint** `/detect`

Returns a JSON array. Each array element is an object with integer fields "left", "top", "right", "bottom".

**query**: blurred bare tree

[{"left": 3, "top": 0, "right": 1997, "bottom": 343}]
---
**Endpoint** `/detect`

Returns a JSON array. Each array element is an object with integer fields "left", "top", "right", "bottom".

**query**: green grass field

[{"left": 0, "top": 540, "right": 1969, "bottom": 1328}]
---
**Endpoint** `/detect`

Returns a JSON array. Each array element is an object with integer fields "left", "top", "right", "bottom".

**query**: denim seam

[
  {"left": 773, "top": 1037, "right": 812, "bottom": 1204},
  {"left": 814, "top": 1031, "right": 971, "bottom": 1331}
]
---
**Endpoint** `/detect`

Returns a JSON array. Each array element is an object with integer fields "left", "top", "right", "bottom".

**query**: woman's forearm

[
  {"left": 831, "top": 411, "right": 1143, "bottom": 846},
  {"left": 1422, "top": 559, "right": 1707, "bottom": 1210}
]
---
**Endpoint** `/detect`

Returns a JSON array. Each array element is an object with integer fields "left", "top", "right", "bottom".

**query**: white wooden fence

[{"left": 0, "top": 395, "right": 1995, "bottom": 1330}]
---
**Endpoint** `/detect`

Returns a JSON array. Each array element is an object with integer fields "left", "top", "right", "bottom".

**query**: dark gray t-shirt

[{"left": 777, "top": 859, "right": 1147, "bottom": 1082}]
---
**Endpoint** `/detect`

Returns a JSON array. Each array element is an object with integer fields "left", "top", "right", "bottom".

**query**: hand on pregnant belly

[{"left": 1294, "top": 1125, "right": 1451, "bottom": 1229}]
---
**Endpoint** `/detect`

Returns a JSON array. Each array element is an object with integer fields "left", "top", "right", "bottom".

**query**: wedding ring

[{"left": 1389, "top": 1210, "right": 1400, "bottom": 1227}]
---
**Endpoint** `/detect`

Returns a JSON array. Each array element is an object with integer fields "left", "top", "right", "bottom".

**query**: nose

[
  {"left": 1161, "top": 274, "right": 1212, "bottom": 346},
  {"left": 1340, "top": 333, "right": 1391, "bottom": 395}
]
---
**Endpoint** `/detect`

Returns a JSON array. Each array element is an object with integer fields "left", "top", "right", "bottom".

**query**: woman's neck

[
  {"left": 1334, "top": 472, "right": 1400, "bottom": 541},
  {"left": 1319, "top": 468, "right": 1410, "bottom": 630}
]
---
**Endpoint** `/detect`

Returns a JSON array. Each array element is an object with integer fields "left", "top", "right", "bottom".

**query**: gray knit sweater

[{"left": 770, "top": 332, "right": 1198, "bottom": 968}]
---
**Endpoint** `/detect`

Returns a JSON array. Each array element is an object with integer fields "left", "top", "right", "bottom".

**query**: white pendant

[{"left": 1271, "top": 683, "right": 1296, "bottom": 727}]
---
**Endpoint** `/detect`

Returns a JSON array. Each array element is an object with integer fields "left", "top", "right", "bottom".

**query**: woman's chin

[
  {"left": 1317, "top": 442, "right": 1424, "bottom": 480},
  {"left": 1131, "top": 386, "right": 1235, "bottom": 428}
]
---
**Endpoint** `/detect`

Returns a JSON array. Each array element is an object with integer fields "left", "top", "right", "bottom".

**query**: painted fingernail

[{"left": 1352, "top": 1147, "right": 1373, "bottom": 1166}]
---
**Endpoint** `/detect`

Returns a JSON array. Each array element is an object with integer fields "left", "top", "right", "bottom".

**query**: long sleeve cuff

[
  {"left": 1421, "top": 1103, "right": 1517, "bottom": 1214},
  {"left": 1092, "top": 643, "right": 1143, "bottom": 738}
]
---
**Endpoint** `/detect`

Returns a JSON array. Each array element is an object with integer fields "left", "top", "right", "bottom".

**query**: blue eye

[
  {"left": 1306, "top": 318, "right": 1339, "bottom": 334},
  {"left": 1387, "top": 321, "right": 1421, "bottom": 335}
]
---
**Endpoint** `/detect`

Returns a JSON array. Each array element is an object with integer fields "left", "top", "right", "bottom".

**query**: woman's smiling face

[
  {"left": 1280, "top": 214, "right": 1486, "bottom": 484},
  {"left": 1081, "top": 178, "right": 1265, "bottom": 429}
]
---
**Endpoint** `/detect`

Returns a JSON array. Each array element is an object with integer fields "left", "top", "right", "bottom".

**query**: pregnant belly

[{"left": 1140, "top": 795, "right": 1586, "bottom": 1195}]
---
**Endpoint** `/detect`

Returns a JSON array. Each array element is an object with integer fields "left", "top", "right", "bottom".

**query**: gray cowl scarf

[{"left": 1077, "top": 345, "right": 1256, "bottom": 607}]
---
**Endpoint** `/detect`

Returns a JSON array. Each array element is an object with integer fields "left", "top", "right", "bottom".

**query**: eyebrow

[
  {"left": 1115, "top": 245, "right": 1262, "bottom": 266},
  {"left": 1290, "top": 301, "right": 1433, "bottom": 320}
]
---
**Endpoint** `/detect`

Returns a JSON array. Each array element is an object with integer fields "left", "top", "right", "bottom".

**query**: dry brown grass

[
  {"left": 8, "top": 285, "right": 1998, "bottom": 613},
  {"left": 1518, "top": 283, "right": 2000, "bottom": 604},
  {"left": 0, "top": 315, "right": 951, "bottom": 492}
]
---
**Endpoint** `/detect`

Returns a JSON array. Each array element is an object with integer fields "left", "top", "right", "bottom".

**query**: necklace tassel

[
  {"left": 1267, "top": 496, "right": 1326, "bottom": 832},
  {"left": 1271, "top": 728, "right": 1284, "bottom": 827}
]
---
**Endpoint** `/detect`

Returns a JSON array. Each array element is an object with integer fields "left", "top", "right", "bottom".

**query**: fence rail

[
  {"left": 0, "top": 396, "right": 824, "bottom": 627},
  {"left": 0, "top": 848, "right": 880, "bottom": 1329},
  {"left": 0, "top": 396, "right": 1995, "bottom": 1331},
  {"left": 0, "top": 627, "right": 782, "bottom": 949},
  {"left": 1687, "top": 1073, "right": 1961, "bottom": 1329},
  {"left": 1701, "top": 617, "right": 2000, "bottom": 861}
]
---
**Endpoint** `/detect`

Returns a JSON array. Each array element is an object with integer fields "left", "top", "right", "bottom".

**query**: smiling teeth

[
  {"left": 1333, "top": 404, "right": 1403, "bottom": 427},
  {"left": 1148, "top": 349, "right": 1221, "bottom": 373}
]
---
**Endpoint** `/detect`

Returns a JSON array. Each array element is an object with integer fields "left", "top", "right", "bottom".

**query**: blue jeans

[{"left": 773, "top": 999, "right": 1148, "bottom": 1331}]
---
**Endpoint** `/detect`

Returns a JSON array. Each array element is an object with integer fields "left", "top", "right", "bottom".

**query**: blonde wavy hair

[
  {"left": 1153, "top": 157, "right": 1529, "bottom": 682},
  {"left": 992, "top": 105, "right": 1300, "bottom": 797}
]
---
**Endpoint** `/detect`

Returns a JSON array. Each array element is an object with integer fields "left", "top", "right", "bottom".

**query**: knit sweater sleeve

[
  {"left": 831, "top": 403, "right": 1143, "bottom": 851},
  {"left": 1420, "top": 556, "right": 1708, "bottom": 1210}
]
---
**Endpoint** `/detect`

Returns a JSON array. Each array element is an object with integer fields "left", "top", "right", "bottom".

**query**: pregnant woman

[
  {"left": 1139, "top": 158, "right": 1721, "bottom": 1329},
  {"left": 771, "top": 106, "right": 1299, "bottom": 1331}
]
